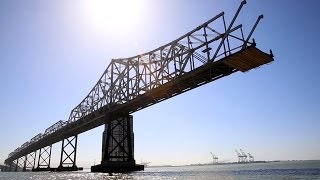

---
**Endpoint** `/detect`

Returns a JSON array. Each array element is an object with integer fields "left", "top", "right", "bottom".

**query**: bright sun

[{"left": 85, "top": 0, "right": 143, "bottom": 31}]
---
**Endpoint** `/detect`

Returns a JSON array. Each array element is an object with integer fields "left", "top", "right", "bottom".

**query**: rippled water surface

[{"left": 1, "top": 161, "right": 320, "bottom": 180}]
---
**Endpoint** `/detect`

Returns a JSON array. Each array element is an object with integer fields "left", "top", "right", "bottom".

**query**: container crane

[
  {"left": 210, "top": 152, "right": 219, "bottom": 164},
  {"left": 235, "top": 149, "right": 244, "bottom": 163},
  {"left": 248, "top": 153, "right": 254, "bottom": 162},
  {"left": 240, "top": 149, "right": 248, "bottom": 162}
]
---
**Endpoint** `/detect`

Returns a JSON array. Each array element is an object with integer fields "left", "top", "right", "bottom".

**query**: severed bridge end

[{"left": 222, "top": 46, "right": 274, "bottom": 72}]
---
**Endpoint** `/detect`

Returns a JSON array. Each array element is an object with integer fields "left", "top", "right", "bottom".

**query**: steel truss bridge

[{"left": 4, "top": 0, "right": 273, "bottom": 173}]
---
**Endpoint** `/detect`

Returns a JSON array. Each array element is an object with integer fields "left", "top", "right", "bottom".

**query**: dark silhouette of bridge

[
  {"left": 0, "top": 164, "right": 9, "bottom": 172},
  {"left": 4, "top": 0, "right": 273, "bottom": 173}
]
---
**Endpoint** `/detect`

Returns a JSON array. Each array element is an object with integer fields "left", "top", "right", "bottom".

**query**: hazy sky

[{"left": 1, "top": 0, "right": 320, "bottom": 167}]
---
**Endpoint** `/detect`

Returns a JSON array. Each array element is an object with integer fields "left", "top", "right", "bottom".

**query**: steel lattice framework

[
  {"left": 24, "top": 151, "right": 37, "bottom": 171},
  {"left": 35, "top": 145, "right": 52, "bottom": 170},
  {"left": 68, "top": 4, "right": 252, "bottom": 122},
  {"left": 4, "top": 0, "right": 273, "bottom": 165},
  {"left": 103, "top": 115, "right": 134, "bottom": 163},
  {"left": 58, "top": 135, "right": 78, "bottom": 169}
]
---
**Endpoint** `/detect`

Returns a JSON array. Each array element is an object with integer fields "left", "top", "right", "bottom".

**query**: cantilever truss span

[{"left": 5, "top": 0, "right": 273, "bottom": 165}]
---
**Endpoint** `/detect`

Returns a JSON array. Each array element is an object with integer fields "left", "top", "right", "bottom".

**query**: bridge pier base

[{"left": 91, "top": 115, "right": 144, "bottom": 173}]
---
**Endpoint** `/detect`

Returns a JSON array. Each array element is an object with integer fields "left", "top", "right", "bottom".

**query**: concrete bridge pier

[{"left": 91, "top": 114, "right": 144, "bottom": 173}]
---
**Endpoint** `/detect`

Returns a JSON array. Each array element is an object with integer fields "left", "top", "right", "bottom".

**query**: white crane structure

[
  {"left": 247, "top": 153, "right": 254, "bottom": 162},
  {"left": 235, "top": 149, "right": 245, "bottom": 163},
  {"left": 210, "top": 152, "right": 219, "bottom": 164},
  {"left": 240, "top": 149, "right": 248, "bottom": 162},
  {"left": 236, "top": 149, "right": 255, "bottom": 163}
]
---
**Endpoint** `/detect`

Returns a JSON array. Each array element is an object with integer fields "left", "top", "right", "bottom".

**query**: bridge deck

[
  {"left": 114, "top": 46, "right": 273, "bottom": 114},
  {"left": 5, "top": 45, "right": 273, "bottom": 163},
  {"left": 222, "top": 46, "right": 273, "bottom": 72}
]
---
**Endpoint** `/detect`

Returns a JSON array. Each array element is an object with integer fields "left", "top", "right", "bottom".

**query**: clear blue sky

[{"left": 1, "top": 0, "right": 319, "bottom": 167}]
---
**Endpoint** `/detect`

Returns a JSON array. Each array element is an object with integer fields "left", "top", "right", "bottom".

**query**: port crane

[
  {"left": 235, "top": 149, "right": 244, "bottom": 163},
  {"left": 210, "top": 152, "right": 218, "bottom": 164},
  {"left": 247, "top": 153, "right": 254, "bottom": 162},
  {"left": 240, "top": 149, "right": 248, "bottom": 162}
]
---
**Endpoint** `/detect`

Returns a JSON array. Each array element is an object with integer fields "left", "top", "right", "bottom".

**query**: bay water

[{"left": 1, "top": 160, "right": 320, "bottom": 179}]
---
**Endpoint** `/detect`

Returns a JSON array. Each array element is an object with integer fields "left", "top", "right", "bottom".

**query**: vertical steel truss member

[
  {"left": 14, "top": 157, "right": 25, "bottom": 172},
  {"left": 57, "top": 135, "right": 78, "bottom": 171},
  {"left": 36, "top": 145, "right": 52, "bottom": 170},
  {"left": 9, "top": 161, "right": 14, "bottom": 172},
  {"left": 18, "top": 157, "right": 25, "bottom": 172},
  {"left": 14, "top": 159, "right": 20, "bottom": 172},
  {"left": 10, "top": 160, "right": 15, "bottom": 172},
  {"left": 24, "top": 151, "right": 37, "bottom": 171}
]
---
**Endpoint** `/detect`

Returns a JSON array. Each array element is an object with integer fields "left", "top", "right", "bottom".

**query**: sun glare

[{"left": 85, "top": 0, "right": 143, "bottom": 32}]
